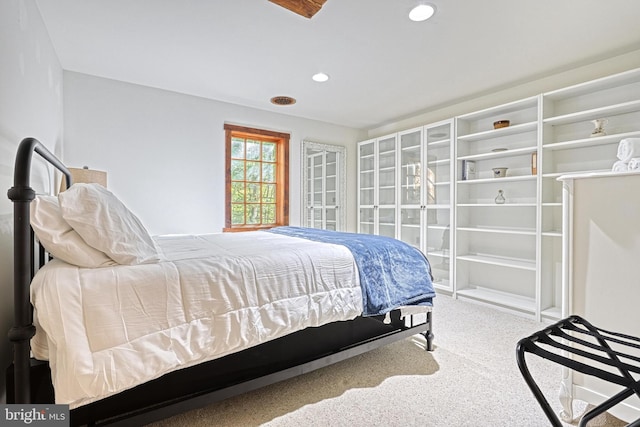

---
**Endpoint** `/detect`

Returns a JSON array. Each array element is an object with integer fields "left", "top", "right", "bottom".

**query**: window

[{"left": 224, "top": 124, "right": 289, "bottom": 231}]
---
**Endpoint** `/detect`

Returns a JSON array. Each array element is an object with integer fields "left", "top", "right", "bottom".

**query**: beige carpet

[{"left": 148, "top": 295, "right": 629, "bottom": 427}]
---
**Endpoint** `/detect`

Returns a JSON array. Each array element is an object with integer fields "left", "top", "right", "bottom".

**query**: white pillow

[
  {"left": 58, "top": 183, "right": 161, "bottom": 265},
  {"left": 30, "top": 195, "right": 117, "bottom": 268}
]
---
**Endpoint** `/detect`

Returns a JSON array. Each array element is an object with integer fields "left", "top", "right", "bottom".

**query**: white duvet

[{"left": 30, "top": 231, "right": 363, "bottom": 408}]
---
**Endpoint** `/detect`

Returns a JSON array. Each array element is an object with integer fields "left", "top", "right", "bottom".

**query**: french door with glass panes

[
  {"left": 358, "top": 134, "right": 397, "bottom": 238},
  {"left": 305, "top": 149, "right": 340, "bottom": 230}
]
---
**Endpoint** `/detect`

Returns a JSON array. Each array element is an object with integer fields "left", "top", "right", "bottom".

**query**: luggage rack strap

[{"left": 517, "top": 315, "right": 640, "bottom": 427}]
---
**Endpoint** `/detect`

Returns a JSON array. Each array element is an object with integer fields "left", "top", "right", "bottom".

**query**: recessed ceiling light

[
  {"left": 409, "top": 4, "right": 436, "bottom": 22},
  {"left": 312, "top": 72, "right": 330, "bottom": 82}
]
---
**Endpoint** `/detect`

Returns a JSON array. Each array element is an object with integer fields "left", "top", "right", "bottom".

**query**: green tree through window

[{"left": 224, "top": 124, "right": 289, "bottom": 231}]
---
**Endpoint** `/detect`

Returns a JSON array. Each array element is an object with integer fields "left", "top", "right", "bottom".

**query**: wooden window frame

[{"left": 223, "top": 124, "right": 289, "bottom": 232}]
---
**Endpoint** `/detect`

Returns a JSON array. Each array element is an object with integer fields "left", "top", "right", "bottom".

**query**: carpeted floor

[{"left": 148, "top": 295, "right": 628, "bottom": 427}]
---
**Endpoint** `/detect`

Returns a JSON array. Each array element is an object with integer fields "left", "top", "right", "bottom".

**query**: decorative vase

[
  {"left": 590, "top": 118, "right": 608, "bottom": 137},
  {"left": 492, "top": 167, "right": 508, "bottom": 178},
  {"left": 495, "top": 189, "right": 505, "bottom": 204}
]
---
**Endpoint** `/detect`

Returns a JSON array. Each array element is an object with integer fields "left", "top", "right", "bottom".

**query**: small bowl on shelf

[
  {"left": 493, "top": 120, "right": 510, "bottom": 129},
  {"left": 492, "top": 167, "right": 508, "bottom": 178}
]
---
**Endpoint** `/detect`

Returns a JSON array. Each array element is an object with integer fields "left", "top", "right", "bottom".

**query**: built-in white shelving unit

[
  {"left": 538, "top": 67, "right": 640, "bottom": 321},
  {"left": 356, "top": 67, "right": 640, "bottom": 321},
  {"left": 455, "top": 96, "right": 540, "bottom": 317}
]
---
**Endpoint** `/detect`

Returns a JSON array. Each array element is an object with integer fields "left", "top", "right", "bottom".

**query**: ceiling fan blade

[{"left": 269, "top": 0, "right": 327, "bottom": 19}]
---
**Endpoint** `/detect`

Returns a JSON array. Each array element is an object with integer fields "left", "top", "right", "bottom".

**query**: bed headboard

[{"left": 7, "top": 137, "right": 72, "bottom": 403}]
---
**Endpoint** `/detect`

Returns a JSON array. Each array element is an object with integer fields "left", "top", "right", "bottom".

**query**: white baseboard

[{"left": 573, "top": 385, "right": 640, "bottom": 423}]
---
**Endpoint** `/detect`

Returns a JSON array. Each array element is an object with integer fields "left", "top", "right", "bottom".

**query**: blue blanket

[{"left": 267, "top": 227, "right": 434, "bottom": 316}]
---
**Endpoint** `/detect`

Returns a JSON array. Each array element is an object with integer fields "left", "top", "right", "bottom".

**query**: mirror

[{"left": 301, "top": 141, "right": 346, "bottom": 231}]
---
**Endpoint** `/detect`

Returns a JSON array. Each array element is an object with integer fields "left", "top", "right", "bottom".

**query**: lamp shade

[{"left": 60, "top": 166, "right": 107, "bottom": 192}]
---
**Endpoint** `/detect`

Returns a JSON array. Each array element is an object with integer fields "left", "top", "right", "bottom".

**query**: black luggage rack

[{"left": 516, "top": 315, "right": 640, "bottom": 427}]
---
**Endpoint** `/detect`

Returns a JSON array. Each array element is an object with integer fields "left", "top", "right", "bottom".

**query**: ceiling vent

[{"left": 270, "top": 96, "right": 297, "bottom": 106}]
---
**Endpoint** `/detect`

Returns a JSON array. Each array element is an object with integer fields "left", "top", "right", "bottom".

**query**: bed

[{"left": 6, "top": 137, "right": 435, "bottom": 426}]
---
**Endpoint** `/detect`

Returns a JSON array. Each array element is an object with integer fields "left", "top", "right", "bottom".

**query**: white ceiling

[{"left": 36, "top": 0, "right": 640, "bottom": 130}]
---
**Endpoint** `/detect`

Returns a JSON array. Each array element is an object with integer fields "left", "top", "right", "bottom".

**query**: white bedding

[{"left": 31, "top": 231, "right": 363, "bottom": 408}]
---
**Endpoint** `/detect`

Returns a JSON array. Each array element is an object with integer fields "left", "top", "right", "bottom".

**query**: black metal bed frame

[
  {"left": 517, "top": 315, "right": 640, "bottom": 427},
  {"left": 6, "top": 137, "right": 434, "bottom": 426}
]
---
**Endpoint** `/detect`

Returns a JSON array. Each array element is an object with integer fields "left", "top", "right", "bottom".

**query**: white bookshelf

[{"left": 357, "top": 67, "right": 640, "bottom": 321}]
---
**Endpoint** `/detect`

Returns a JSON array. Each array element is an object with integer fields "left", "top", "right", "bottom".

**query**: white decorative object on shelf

[
  {"left": 462, "top": 160, "right": 476, "bottom": 180},
  {"left": 612, "top": 160, "right": 629, "bottom": 172},
  {"left": 590, "top": 118, "right": 608, "bottom": 137},
  {"left": 531, "top": 152, "right": 537, "bottom": 175},
  {"left": 629, "top": 158, "right": 640, "bottom": 171},
  {"left": 617, "top": 137, "right": 640, "bottom": 162},
  {"left": 492, "top": 167, "right": 508, "bottom": 178},
  {"left": 495, "top": 190, "right": 506, "bottom": 204}
]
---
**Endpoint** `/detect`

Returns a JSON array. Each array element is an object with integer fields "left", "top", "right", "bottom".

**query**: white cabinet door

[
  {"left": 358, "top": 139, "right": 376, "bottom": 234},
  {"left": 424, "top": 121, "right": 454, "bottom": 292},
  {"left": 398, "top": 127, "right": 423, "bottom": 246},
  {"left": 377, "top": 135, "right": 397, "bottom": 238},
  {"left": 357, "top": 135, "right": 398, "bottom": 237}
]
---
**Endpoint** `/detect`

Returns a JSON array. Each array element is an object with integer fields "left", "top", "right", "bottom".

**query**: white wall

[
  {"left": 63, "top": 72, "right": 365, "bottom": 235},
  {"left": 0, "top": 0, "right": 64, "bottom": 402}
]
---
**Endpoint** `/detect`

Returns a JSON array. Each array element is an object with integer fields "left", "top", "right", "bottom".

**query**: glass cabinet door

[
  {"left": 377, "top": 207, "right": 396, "bottom": 238},
  {"left": 359, "top": 141, "right": 375, "bottom": 207},
  {"left": 376, "top": 136, "right": 397, "bottom": 237},
  {"left": 400, "top": 207, "right": 421, "bottom": 247},
  {"left": 377, "top": 136, "right": 396, "bottom": 206},
  {"left": 425, "top": 125, "right": 452, "bottom": 207},
  {"left": 359, "top": 207, "right": 375, "bottom": 235},
  {"left": 400, "top": 130, "right": 422, "bottom": 206},
  {"left": 425, "top": 121, "right": 453, "bottom": 290},
  {"left": 358, "top": 136, "right": 397, "bottom": 236},
  {"left": 399, "top": 128, "right": 423, "bottom": 248},
  {"left": 358, "top": 140, "right": 376, "bottom": 233}
]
